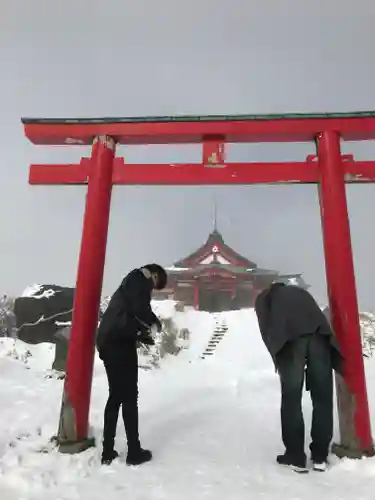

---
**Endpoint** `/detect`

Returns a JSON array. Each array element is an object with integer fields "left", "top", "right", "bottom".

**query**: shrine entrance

[
  {"left": 22, "top": 112, "right": 375, "bottom": 459},
  {"left": 198, "top": 287, "right": 233, "bottom": 312}
]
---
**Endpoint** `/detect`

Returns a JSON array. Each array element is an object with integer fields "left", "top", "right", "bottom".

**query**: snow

[
  {"left": 21, "top": 284, "right": 57, "bottom": 299},
  {"left": 1, "top": 304, "right": 375, "bottom": 500},
  {"left": 287, "top": 277, "right": 299, "bottom": 285},
  {"left": 21, "top": 284, "right": 43, "bottom": 298},
  {"left": 164, "top": 266, "right": 190, "bottom": 271}
]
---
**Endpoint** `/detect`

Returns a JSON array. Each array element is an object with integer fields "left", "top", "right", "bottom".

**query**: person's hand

[
  {"left": 150, "top": 321, "right": 162, "bottom": 336},
  {"left": 141, "top": 336, "right": 155, "bottom": 346},
  {"left": 138, "top": 332, "right": 155, "bottom": 346}
]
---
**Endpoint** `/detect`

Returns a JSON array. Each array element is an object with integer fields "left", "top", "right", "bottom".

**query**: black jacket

[
  {"left": 255, "top": 283, "right": 343, "bottom": 374},
  {"left": 96, "top": 268, "right": 161, "bottom": 354}
]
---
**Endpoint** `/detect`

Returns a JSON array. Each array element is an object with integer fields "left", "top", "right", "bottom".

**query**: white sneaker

[
  {"left": 292, "top": 464, "right": 309, "bottom": 474},
  {"left": 313, "top": 461, "right": 327, "bottom": 472},
  {"left": 277, "top": 454, "right": 309, "bottom": 474}
]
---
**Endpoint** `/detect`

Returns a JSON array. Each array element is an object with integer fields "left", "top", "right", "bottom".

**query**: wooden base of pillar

[
  {"left": 331, "top": 442, "right": 375, "bottom": 459},
  {"left": 46, "top": 435, "right": 96, "bottom": 454},
  {"left": 58, "top": 436, "right": 96, "bottom": 454},
  {"left": 334, "top": 373, "right": 374, "bottom": 459}
]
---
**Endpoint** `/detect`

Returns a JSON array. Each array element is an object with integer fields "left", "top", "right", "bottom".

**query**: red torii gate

[{"left": 22, "top": 112, "right": 375, "bottom": 458}]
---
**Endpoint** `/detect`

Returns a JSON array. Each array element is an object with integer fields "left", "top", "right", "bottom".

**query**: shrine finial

[{"left": 212, "top": 195, "right": 218, "bottom": 232}]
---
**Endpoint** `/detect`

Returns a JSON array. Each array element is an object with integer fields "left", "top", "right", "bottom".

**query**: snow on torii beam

[{"left": 22, "top": 113, "right": 375, "bottom": 459}]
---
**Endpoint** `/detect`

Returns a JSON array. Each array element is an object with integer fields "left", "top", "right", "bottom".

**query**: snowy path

[{"left": 1, "top": 308, "right": 375, "bottom": 499}]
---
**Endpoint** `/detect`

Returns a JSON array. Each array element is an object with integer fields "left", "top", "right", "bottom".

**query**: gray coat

[{"left": 255, "top": 283, "right": 343, "bottom": 374}]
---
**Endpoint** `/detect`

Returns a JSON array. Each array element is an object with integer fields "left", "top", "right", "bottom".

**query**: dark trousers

[
  {"left": 101, "top": 344, "right": 140, "bottom": 453},
  {"left": 275, "top": 333, "right": 333, "bottom": 463}
]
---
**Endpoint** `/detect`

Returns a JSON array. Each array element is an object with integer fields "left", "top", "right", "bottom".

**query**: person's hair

[{"left": 143, "top": 263, "right": 167, "bottom": 290}]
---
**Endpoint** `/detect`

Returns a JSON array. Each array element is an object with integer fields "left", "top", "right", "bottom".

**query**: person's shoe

[
  {"left": 126, "top": 448, "right": 152, "bottom": 466},
  {"left": 309, "top": 444, "right": 329, "bottom": 471},
  {"left": 101, "top": 449, "right": 119, "bottom": 465},
  {"left": 277, "top": 453, "right": 308, "bottom": 474},
  {"left": 312, "top": 461, "right": 327, "bottom": 472}
]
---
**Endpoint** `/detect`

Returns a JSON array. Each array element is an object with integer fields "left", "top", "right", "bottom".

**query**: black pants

[
  {"left": 101, "top": 343, "right": 140, "bottom": 453},
  {"left": 276, "top": 333, "right": 333, "bottom": 463}
]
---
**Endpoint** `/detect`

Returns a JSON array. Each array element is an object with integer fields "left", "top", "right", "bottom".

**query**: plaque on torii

[{"left": 22, "top": 113, "right": 375, "bottom": 457}]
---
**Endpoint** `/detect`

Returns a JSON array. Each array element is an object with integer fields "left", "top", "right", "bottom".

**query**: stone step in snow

[
  {"left": 201, "top": 324, "right": 228, "bottom": 359},
  {"left": 201, "top": 351, "right": 216, "bottom": 359}
]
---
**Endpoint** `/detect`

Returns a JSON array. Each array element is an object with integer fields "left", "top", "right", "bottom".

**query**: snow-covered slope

[{"left": 1, "top": 306, "right": 375, "bottom": 500}]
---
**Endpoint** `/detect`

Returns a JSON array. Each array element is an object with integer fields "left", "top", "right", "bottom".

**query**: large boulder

[
  {"left": 12, "top": 284, "right": 109, "bottom": 373},
  {"left": 14, "top": 284, "right": 75, "bottom": 345},
  {"left": 13, "top": 284, "right": 75, "bottom": 373}
]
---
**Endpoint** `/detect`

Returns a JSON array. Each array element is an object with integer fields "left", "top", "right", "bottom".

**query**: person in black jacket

[
  {"left": 96, "top": 264, "right": 167, "bottom": 466},
  {"left": 255, "top": 282, "right": 343, "bottom": 473}
]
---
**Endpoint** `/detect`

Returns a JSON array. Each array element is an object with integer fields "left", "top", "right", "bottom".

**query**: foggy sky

[{"left": 1, "top": 0, "right": 375, "bottom": 310}]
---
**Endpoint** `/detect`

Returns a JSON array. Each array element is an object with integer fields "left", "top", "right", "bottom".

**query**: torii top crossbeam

[
  {"left": 22, "top": 111, "right": 375, "bottom": 145},
  {"left": 22, "top": 111, "right": 375, "bottom": 186}
]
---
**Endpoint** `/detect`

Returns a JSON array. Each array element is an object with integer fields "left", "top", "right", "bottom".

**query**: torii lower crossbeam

[
  {"left": 29, "top": 156, "right": 375, "bottom": 185},
  {"left": 22, "top": 113, "right": 375, "bottom": 459}
]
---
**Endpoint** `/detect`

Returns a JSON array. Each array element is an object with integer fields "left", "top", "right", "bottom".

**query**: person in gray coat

[{"left": 255, "top": 282, "right": 343, "bottom": 473}]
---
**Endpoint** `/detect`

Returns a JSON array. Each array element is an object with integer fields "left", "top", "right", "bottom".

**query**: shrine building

[{"left": 154, "top": 228, "right": 308, "bottom": 312}]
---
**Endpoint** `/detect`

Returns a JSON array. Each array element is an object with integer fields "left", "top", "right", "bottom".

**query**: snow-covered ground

[{"left": 1, "top": 304, "right": 375, "bottom": 500}]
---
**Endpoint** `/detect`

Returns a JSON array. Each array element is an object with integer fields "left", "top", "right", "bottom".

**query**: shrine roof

[
  {"left": 167, "top": 230, "right": 307, "bottom": 284},
  {"left": 166, "top": 263, "right": 288, "bottom": 275},
  {"left": 174, "top": 229, "right": 257, "bottom": 269},
  {"left": 167, "top": 263, "right": 252, "bottom": 275},
  {"left": 166, "top": 264, "right": 306, "bottom": 283}
]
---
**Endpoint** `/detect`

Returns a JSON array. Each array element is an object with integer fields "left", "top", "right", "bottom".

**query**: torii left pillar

[{"left": 57, "top": 135, "right": 116, "bottom": 453}]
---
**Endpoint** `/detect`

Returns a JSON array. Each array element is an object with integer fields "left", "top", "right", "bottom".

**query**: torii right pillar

[{"left": 317, "top": 130, "right": 374, "bottom": 458}]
